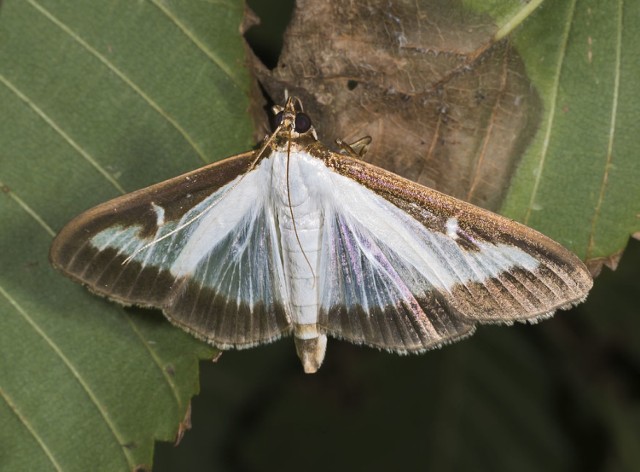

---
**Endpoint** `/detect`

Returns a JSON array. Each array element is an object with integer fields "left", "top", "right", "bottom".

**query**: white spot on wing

[
  {"left": 151, "top": 202, "right": 165, "bottom": 227},
  {"left": 446, "top": 217, "right": 459, "bottom": 240}
]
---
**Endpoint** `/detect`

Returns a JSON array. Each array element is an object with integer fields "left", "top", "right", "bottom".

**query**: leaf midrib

[{"left": 586, "top": 0, "right": 623, "bottom": 258}]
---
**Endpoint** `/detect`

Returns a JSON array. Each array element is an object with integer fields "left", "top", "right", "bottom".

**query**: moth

[{"left": 50, "top": 97, "right": 593, "bottom": 373}]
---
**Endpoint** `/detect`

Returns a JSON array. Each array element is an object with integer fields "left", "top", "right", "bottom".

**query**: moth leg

[{"left": 336, "top": 136, "right": 372, "bottom": 158}]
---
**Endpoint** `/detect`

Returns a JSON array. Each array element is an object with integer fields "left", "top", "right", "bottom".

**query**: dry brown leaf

[{"left": 249, "top": 0, "right": 541, "bottom": 211}]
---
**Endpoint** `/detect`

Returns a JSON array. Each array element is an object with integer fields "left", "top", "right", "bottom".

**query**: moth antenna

[
  {"left": 292, "top": 96, "right": 304, "bottom": 111},
  {"left": 286, "top": 127, "right": 316, "bottom": 283},
  {"left": 122, "top": 122, "right": 285, "bottom": 265}
]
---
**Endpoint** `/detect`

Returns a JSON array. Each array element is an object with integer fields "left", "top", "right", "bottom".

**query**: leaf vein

[
  {"left": 27, "top": 0, "right": 210, "bottom": 165},
  {"left": 0, "top": 388, "right": 64, "bottom": 472},
  {"left": 587, "top": 0, "right": 623, "bottom": 258},
  {"left": 524, "top": 0, "right": 577, "bottom": 224},
  {"left": 0, "top": 284, "right": 135, "bottom": 470},
  {"left": 494, "top": 0, "right": 545, "bottom": 41},
  {"left": 0, "top": 74, "right": 126, "bottom": 194},
  {"left": 124, "top": 314, "right": 184, "bottom": 411},
  {"left": 0, "top": 179, "right": 56, "bottom": 237},
  {"left": 149, "top": 0, "right": 243, "bottom": 88}
]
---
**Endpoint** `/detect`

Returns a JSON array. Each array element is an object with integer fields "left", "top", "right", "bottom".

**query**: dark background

[{"left": 154, "top": 239, "right": 640, "bottom": 471}]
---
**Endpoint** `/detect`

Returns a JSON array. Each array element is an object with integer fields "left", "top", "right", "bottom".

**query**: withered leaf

[{"left": 250, "top": 0, "right": 541, "bottom": 211}]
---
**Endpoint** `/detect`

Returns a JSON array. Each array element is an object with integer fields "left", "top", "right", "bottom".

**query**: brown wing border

[{"left": 325, "top": 152, "right": 593, "bottom": 322}]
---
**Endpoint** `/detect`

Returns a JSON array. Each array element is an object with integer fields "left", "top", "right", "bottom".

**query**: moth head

[{"left": 271, "top": 97, "right": 318, "bottom": 140}]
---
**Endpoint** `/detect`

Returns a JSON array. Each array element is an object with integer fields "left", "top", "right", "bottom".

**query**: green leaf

[
  {"left": 458, "top": 0, "right": 640, "bottom": 262},
  {"left": 502, "top": 0, "right": 640, "bottom": 261},
  {"left": 0, "top": 0, "right": 252, "bottom": 470},
  {"left": 463, "top": 0, "right": 545, "bottom": 40}
]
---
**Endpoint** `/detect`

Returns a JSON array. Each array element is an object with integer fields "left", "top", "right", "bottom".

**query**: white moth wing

[
  {"left": 51, "top": 153, "right": 291, "bottom": 348},
  {"left": 314, "top": 156, "right": 592, "bottom": 352},
  {"left": 157, "top": 160, "right": 290, "bottom": 347},
  {"left": 50, "top": 96, "right": 594, "bottom": 373},
  {"left": 317, "top": 171, "right": 476, "bottom": 352}
]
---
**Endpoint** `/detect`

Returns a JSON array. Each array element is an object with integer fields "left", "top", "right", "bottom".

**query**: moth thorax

[{"left": 272, "top": 150, "right": 315, "bottom": 207}]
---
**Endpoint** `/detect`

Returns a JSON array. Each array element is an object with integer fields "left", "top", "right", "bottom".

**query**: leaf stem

[{"left": 494, "top": 0, "right": 546, "bottom": 41}]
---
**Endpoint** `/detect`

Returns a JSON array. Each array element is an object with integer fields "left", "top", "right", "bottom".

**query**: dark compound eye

[
  {"left": 294, "top": 112, "right": 312, "bottom": 133},
  {"left": 271, "top": 111, "right": 284, "bottom": 131}
]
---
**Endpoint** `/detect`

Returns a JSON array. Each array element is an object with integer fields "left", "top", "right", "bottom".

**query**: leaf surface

[
  {"left": 0, "top": 0, "right": 251, "bottom": 469},
  {"left": 502, "top": 0, "right": 640, "bottom": 264}
]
